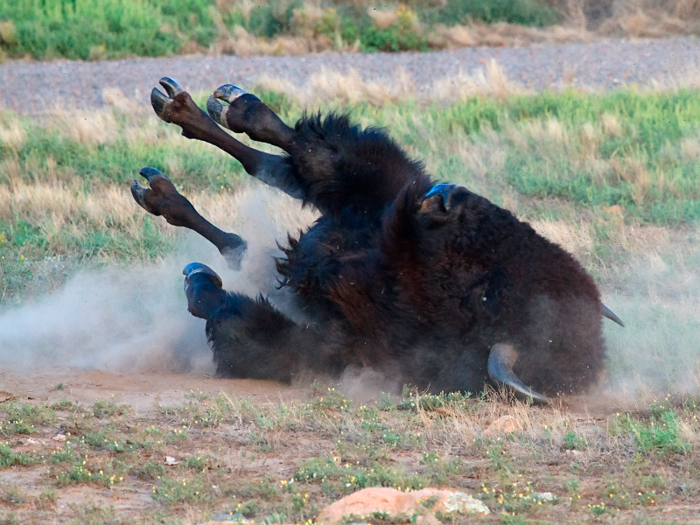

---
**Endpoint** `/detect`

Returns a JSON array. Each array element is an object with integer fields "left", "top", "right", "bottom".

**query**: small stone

[
  {"left": 441, "top": 492, "right": 490, "bottom": 515},
  {"left": 52, "top": 434, "right": 66, "bottom": 442},
  {"left": 165, "top": 456, "right": 179, "bottom": 465},
  {"left": 534, "top": 492, "right": 555, "bottom": 502}
]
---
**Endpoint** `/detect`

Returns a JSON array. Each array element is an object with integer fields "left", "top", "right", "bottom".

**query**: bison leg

[
  {"left": 206, "top": 84, "right": 297, "bottom": 152},
  {"left": 183, "top": 263, "right": 332, "bottom": 381},
  {"left": 131, "top": 167, "right": 246, "bottom": 269},
  {"left": 150, "top": 78, "right": 303, "bottom": 199},
  {"left": 207, "top": 83, "right": 432, "bottom": 217}
]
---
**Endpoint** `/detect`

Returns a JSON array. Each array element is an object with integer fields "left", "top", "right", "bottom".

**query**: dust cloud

[
  {"left": 0, "top": 185, "right": 317, "bottom": 375},
  {"left": 598, "top": 242, "right": 700, "bottom": 399},
  {"left": 1, "top": 183, "right": 699, "bottom": 402}
]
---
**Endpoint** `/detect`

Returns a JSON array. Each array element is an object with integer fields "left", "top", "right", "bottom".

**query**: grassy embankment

[
  {"left": 0, "top": 0, "right": 558, "bottom": 61},
  {"left": 2, "top": 78, "right": 700, "bottom": 523},
  {"left": 2, "top": 0, "right": 700, "bottom": 61}
]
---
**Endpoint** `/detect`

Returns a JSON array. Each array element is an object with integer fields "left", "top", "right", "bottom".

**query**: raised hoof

[
  {"left": 150, "top": 77, "right": 185, "bottom": 122},
  {"left": 183, "top": 262, "right": 223, "bottom": 289},
  {"left": 131, "top": 166, "right": 170, "bottom": 214},
  {"left": 206, "top": 83, "right": 258, "bottom": 130},
  {"left": 130, "top": 166, "right": 193, "bottom": 226},
  {"left": 183, "top": 262, "right": 226, "bottom": 319}
]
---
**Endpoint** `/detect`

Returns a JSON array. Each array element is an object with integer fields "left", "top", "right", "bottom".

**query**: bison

[{"left": 131, "top": 77, "right": 623, "bottom": 403}]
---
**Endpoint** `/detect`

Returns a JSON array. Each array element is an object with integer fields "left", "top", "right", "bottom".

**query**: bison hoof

[
  {"left": 183, "top": 263, "right": 225, "bottom": 319},
  {"left": 206, "top": 84, "right": 258, "bottom": 131},
  {"left": 130, "top": 167, "right": 173, "bottom": 214},
  {"left": 183, "top": 262, "right": 223, "bottom": 289},
  {"left": 151, "top": 77, "right": 185, "bottom": 122}
]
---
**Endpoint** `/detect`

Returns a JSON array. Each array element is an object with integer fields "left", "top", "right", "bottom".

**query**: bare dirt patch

[
  {"left": 1, "top": 370, "right": 700, "bottom": 524},
  {"left": 1, "top": 370, "right": 306, "bottom": 415}
]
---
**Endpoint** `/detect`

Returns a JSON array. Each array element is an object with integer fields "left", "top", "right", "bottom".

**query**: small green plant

[
  {"left": 137, "top": 459, "right": 165, "bottom": 480},
  {"left": 486, "top": 443, "right": 514, "bottom": 475},
  {"left": 563, "top": 431, "right": 588, "bottom": 451},
  {"left": 50, "top": 400, "right": 76, "bottom": 411},
  {"left": 151, "top": 476, "right": 208, "bottom": 504},
  {"left": 627, "top": 410, "right": 690, "bottom": 455},
  {"left": 50, "top": 444, "right": 80, "bottom": 464},
  {"left": 565, "top": 477, "right": 580, "bottom": 496},
  {"left": 0, "top": 444, "right": 32, "bottom": 468},
  {"left": 588, "top": 502, "right": 609, "bottom": 517},
  {"left": 55, "top": 464, "right": 122, "bottom": 487},
  {"left": 91, "top": 400, "right": 128, "bottom": 418}
]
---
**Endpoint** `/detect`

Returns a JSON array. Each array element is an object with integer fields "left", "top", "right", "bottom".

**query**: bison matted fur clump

[{"left": 130, "top": 77, "right": 623, "bottom": 403}]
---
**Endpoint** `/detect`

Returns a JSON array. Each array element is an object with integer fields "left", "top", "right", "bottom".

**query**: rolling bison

[{"left": 131, "top": 77, "right": 623, "bottom": 403}]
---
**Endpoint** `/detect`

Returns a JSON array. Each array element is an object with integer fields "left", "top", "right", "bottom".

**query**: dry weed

[
  {"left": 257, "top": 66, "right": 417, "bottom": 106},
  {"left": 213, "top": 25, "right": 333, "bottom": 57},
  {"left": 367, "top": 7, "right": 398, "bottom": 29},
  {"left": 102, "top": 88, "right": 144, "bottom": 114},
  {"left": 431, "top": 60, "right": 521, "bottom": 102},
  {"left": 0, "top": 120, "right": 25, "bottom": 150},
  {"left": 531, "top": 219, "right": 595, "bottom": 257},
  {"left": 47, "top": 107, "right": 119, "bottom": 146}
]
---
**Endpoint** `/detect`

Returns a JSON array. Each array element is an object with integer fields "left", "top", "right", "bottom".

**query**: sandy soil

[{"left": 0, "top": 369, "right": 307, "bottom": 415}]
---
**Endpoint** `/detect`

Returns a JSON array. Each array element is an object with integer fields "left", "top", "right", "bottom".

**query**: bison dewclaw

[
  {"left": 131, "top": 76, "right": 625, "bottom": 401},
  {"left": 206, "top": 96, "right": 229, "bottom": 129}
]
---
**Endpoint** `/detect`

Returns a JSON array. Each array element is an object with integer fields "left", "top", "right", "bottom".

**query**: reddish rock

[{"left": 316, "top": 487, "right": 489, "bottom": 524}]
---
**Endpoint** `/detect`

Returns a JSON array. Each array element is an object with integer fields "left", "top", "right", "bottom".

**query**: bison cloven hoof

[
  {"left": 183, "top": 263, "right": 223, "bottom": 294},
  {"left": 207, "top": 84, "right": 259, "bottom": 130},
  {"left": 130, "top": 167, "right": 174, "bottom": 214},
  {"left": 150, "top": 77, "right": 185, "bottom": 122},
  {"left": 139, "top": 166, "right": 170, "bottom": 183}
]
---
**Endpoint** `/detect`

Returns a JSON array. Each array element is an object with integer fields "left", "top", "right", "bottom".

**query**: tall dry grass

[{"left": 255, "top": 59, "right": 519, "bottom": 108}]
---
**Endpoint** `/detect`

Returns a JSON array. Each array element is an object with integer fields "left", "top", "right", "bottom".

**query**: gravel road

[{"left": 1, "top": 38, "right": 700, "bottom": 113}]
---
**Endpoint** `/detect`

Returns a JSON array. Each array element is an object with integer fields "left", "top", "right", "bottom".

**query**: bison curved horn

[
  {"left": 487, "top": 344, "right": 551, "bottom": 404},
  {"left": 601, "top": 304, "right": 625, "bottom": 327}
]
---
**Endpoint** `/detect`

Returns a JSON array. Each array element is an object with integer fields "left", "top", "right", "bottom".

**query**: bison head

[{"left": 383, "top": 182, "right": 623, "bottom": 402}]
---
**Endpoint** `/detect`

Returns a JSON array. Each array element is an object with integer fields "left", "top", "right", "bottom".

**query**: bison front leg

[
  {"left": 183, "top": 262, "right": 332, "bottom": 381},
  {"left": 131, "top": 167, "right": 246, "bottom": 269},
  {"left": 150, "top": 78, "right": 303, "bottom": 199}
]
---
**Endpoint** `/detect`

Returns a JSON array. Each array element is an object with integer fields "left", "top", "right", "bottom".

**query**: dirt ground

[
  {"left": 2, "top": 367, "right": 700, "bottom": 524},
  {"left": 0, "top": 371, "right": 307, "bottom": 520},
  {"left": 1, "top": 370, "right": 307, "bottom": 415}
]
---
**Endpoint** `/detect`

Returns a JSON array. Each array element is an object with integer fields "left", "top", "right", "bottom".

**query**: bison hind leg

[{"left": 204, "top": 291, "right": 328, "bottom": 382}]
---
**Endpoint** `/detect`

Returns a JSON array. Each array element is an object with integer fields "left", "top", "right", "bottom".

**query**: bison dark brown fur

[{"left": 131, "top": 77, "right": 619, "bottom": 401}]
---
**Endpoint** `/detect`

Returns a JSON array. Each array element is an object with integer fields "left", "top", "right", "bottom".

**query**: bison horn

[
  {"left": 487, "top": 343, "right": 551, "bottom": 404},
  {"left": 602, "top": 304, "right": 625, "bottom": 327}
]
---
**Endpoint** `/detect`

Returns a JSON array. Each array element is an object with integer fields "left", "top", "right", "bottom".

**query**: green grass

[{"left": 0, "top": 0, "right": 558, "bottom": 60}]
